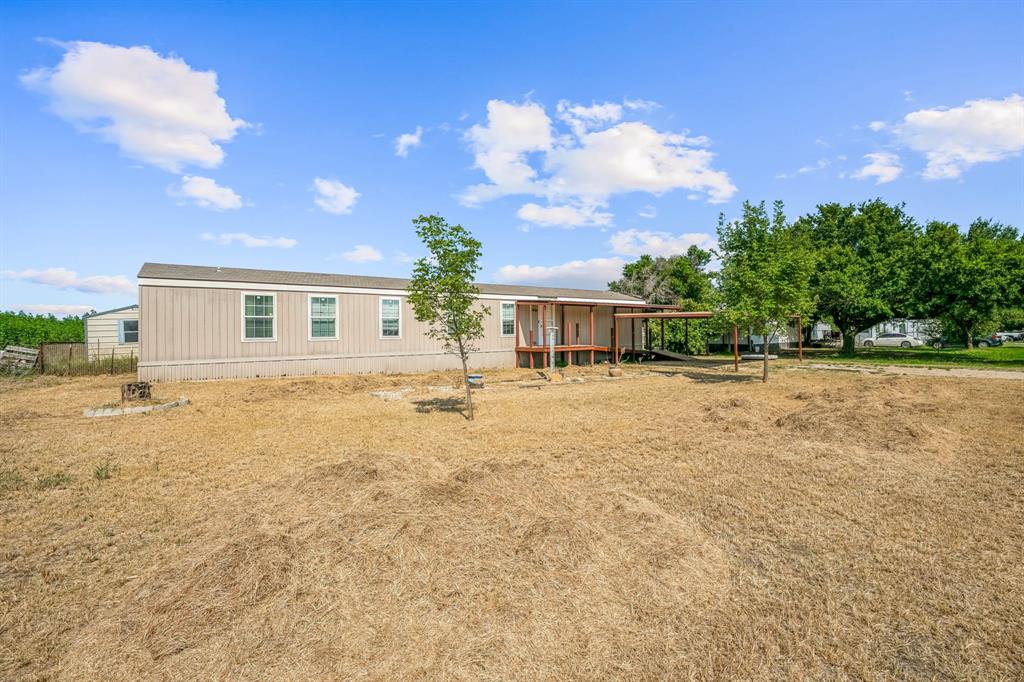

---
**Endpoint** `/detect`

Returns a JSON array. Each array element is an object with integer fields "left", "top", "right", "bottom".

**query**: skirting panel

[{"left": 139, "top": 349, "right": 514, "bottom": 382}]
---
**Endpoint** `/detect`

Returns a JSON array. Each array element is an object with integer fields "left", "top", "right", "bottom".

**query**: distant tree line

[
  {"left": 0, "top": 311, "right": 86, "bottom": 348},
  {"left": 609, "top": 198, "right": 1024, "bottom": 379}
]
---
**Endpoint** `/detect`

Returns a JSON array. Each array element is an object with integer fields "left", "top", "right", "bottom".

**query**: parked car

[
  {"left": 930, "top": 334, "right": 1004, "bottom": 349},
  {"left": 861, "top": 333, "right": 926, "bottom": 348},
  {"left": 995, "top": 331, "right": 1024, "bottom": 342}
]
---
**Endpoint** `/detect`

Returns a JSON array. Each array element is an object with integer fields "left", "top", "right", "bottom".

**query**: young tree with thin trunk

[
  {"left": 407, "top": 214, "right": 488, "bottom": 420},
  {"left": 717, "top": 200, "right": 815, "bottom": 382}
]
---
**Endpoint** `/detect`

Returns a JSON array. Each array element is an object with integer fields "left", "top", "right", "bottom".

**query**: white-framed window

[
  {"left": 379, "top": 296, "right": 401, "bottom": 339},
  {"left": 242, "top": 292, "right": 276, "bottom": 341},
  {"left": 308, "top": 294, "right": 338, "bottom": 340},
  {"left": 118, "top": 319, "right": 139, "bottom": 344},
  {"left": 500, "top": 302, "right": 515, "bottom": 336}
]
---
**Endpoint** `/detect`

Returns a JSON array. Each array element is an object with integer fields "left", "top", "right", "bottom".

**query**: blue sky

[{"left": 2, "top": 0, "right": 1022, "bottom": 316}]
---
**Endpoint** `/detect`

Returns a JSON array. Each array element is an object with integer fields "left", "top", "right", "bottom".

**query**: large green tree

[
  {"left": 794, "top": 199, "right": 919, "bottom": 355},
  {"left": 407, "top": 215, "right": 488, "bottom": 420},
  {"left": 912, "top": 219, "right": 1022, "bottom": 348},
  {"left": 608, "top": 246, "right": 714, "bottom": 305},
  {"left": 608, "top": 247, "right": 717, "bottom": 354},
  {"left": 717, "top": 200, "right": 815, "bottom": 381}
]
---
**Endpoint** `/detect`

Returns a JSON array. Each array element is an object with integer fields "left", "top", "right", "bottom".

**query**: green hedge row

[{"left": 0, "top": 311, "right": 85, "bottom": 348}]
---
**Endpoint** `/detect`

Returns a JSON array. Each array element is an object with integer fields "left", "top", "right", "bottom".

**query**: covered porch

[{"left": 513, "top": 300, "right": 681, "bottom": 369}]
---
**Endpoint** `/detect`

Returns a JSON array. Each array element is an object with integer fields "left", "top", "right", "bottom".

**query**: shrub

[{"left": 0, "top": 311, "right": 85, "bottom": 347}]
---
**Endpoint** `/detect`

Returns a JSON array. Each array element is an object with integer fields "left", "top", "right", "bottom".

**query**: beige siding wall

[
  {"left": 139, "top": 286, "right": 517, "bottom": 381},
  {"left": 85, "top": 307, "right": 139, "bottom": 359}
]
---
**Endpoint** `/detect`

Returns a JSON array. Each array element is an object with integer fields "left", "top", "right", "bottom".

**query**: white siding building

[{"left": 83, "top": 304, "right": 139, "bottom": 360}]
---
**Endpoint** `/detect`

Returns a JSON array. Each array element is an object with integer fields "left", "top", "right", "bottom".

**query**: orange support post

[
  {"left": 589, "top": 306, "right": 595, "bottom": 365},
  {"left": 541, "top": 305, "right": 547, "bottom": 368},
  {"left": 733, "top": 325, "right": 739, "bottom": 372},
  {"left": 614, "top": 318, "right": 620, "bottom": 364}
]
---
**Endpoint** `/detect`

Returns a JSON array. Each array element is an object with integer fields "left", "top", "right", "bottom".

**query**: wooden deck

[{"left": 515, "top": 344, "right": 611, "bottom": 368}]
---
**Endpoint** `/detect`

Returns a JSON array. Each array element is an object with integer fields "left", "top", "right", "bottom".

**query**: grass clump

[
  {"left": 0, "top": 468, "right": 25, "bottom": 492},
  {"left": 34, "top": 472, "right": 74, "bottom": 490},
  {"left": 94, "top": 461, "right": 114, "bottom": 480}
]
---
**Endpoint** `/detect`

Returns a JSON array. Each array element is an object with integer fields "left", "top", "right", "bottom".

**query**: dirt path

[{"left": 796, "top": 362, "right": 1024, "bottom": 381}]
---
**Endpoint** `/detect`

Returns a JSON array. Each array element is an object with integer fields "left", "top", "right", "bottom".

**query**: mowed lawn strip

[
  {"left": 793, "top": 342, "right": 1024, "bottom": 370},
  {"left": 0, "top": 366, "right": 1021, "bottom": 680}
]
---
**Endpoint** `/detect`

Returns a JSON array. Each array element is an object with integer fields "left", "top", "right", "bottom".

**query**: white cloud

[
  {"left": 623, "top": 98, "right": 661, "bottom": 111},
  {"left": 200, "top": 232, "right": 296, "bottom": 248},
  {"left": 544, "top": 121, "right": 734, "bottom": 203},
  {"left": 173, "top": 175, "right": 243, "bottom": 210},
  {"left": 516, "top": 202, "right": 612, "bottom": 228},
  {"left": 313, "top": 177, "right": 360, "bottom": 215},
  {"left": 494, "top": 257, "right": 625, "bottom": 288},
  {"left": 637, "top": 205, "right": 657, "bottom": 219},
  {"left": 893, "top": 94, "right": 1024, "bottom": 179},
  {"left": 2, "top": 267, "right": 135, "bottom": 294},
  {"left": 607, "top": 229, "right": 715, "bottom": 257},
  {"left": 21, "top": 41, "right": 246, "bottom": 172},
  {"left": 459, "top": 98, "right": 735, "bottom": 210},
  {"left": 341, "top": 244, "right": 383, "bottom": 262},
  {"left": 868, "top": 121, "right": 888, "bottom": 132},
  {"left": 395, "top": 252, "right": 416, "bottom": 263},
  {"left": 8, "top": 304, "right": 96, "bottom": 317},
  {"left": 395, "top": 126, "right": 423, "bottom": 157},
  {"left": 556, "top": 100, "right": 623, "bottom": 136},
  {"left": 460, "top": 99, "right": 553, "bottom": 205},
  {"left": 852, "top": 152, "right": 902, "bottom": 184},
  {"left": 776, "top": 158, "right": 830, "bottom": 180}
]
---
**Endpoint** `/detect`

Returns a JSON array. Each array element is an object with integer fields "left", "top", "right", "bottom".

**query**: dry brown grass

[{"left": 1, "top": 362, "right": 1022, "bottom": 680}]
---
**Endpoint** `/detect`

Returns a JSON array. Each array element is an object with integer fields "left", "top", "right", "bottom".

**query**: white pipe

[{"left": 548, "top": 304, "right": 556, "bottom": 370}]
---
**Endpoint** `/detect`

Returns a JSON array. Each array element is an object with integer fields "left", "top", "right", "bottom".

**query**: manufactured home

[
  {"left": 83, "top": 304, "right": 139, "bottom": 360},
  {"left": 137, "top": 263, "right": 658, "bottom": 382}
]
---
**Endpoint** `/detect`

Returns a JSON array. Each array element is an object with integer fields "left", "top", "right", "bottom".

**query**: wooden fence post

[{"left": 110, "top": 347, "right": 115, "bottom": 375}]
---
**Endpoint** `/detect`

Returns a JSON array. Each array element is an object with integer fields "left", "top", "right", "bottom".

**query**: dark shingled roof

[{"left": 137, "top": 263, "right": 644, "bottom": 302}]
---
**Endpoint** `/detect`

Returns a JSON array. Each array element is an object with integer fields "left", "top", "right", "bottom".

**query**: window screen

[
  {"left": 381, "top": 298, "right": 400, "bottom": 337},
  {"left": 310, "top": 296, "right": 337, "bottom": 338},
  {"left": 244, "top": 294, "right": 275, "bottom": 339}
]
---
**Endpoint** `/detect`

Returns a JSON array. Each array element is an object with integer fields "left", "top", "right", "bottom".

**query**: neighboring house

[
  {"left": 83, "top": 304, "right": 139, "bottom": 360},
  {"left": 709, "top": 320, "right": 833, "bottom": 353},
  {"left": 856, "top": 318, "right": 937, "bottom": 344},
  {"left": 136, "top": 263, "right": 648, "bottom": 382}
]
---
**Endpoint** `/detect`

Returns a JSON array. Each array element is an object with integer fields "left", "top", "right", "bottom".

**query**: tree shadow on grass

[
  {"left": 677, "top": 370, "right": 757, "bottom": 384},
  {"left": 412, "top": 397, "right": 469, "bottom": 419}
]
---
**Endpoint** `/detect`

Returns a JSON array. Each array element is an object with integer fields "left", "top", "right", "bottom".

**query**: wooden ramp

[{"left": 644, "top": 348, "right": 694, "bottom": 362}]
